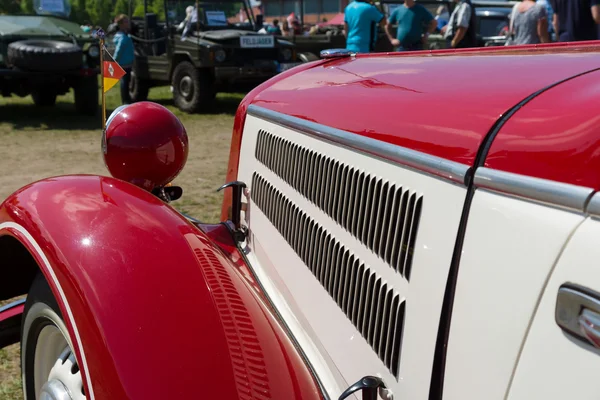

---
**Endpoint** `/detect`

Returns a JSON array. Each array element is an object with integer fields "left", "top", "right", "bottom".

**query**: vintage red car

[{"left": 2, "top": 40, "right": 600, "bottom": 400}]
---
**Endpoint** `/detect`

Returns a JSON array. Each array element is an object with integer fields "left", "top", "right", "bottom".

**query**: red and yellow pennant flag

[{"left": 102, "top": 46, "right": 126, "bottom": 93}]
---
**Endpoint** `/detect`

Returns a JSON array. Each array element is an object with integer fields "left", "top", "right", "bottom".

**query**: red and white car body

[{"left": 2, "top": 41, "right": 600, "bottom": 399}]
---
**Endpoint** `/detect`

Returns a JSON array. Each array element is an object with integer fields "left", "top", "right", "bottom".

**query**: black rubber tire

[
  {"left": 7, "top": 40, "right": 83, "bottom": 72},
  {"left": 31, "top": 90, "right": 57, "bottom": 107},
  {"left": 21, "top": 273, "right": 67, "bottom": 399},
  {"left": 129, "top": 69, "right": 149, "bottom": 103},
  {"left": 74, "top": 76, "right": 99, "bottom": 116},
  {"left": 172, "top": 61, "right": 215, "bottom": 113}
]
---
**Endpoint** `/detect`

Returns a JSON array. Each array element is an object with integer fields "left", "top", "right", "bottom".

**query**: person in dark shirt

[{"left": 550, "top": 0, "right": 600, "bottom": 41}]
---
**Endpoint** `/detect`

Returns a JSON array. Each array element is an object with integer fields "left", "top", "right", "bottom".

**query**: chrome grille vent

[
  {"left": 252, "top": 172, "right": 406, "bottom": 379},
  {"left": 255, "top": 129, "right": 423, "bottom": 281}
]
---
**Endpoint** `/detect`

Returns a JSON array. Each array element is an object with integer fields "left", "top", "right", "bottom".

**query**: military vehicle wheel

[
  {"left": 129, "top": 70, "right": 149, "bottom": 102},
  {"left": 31, "top": 91, "right": 57, "bottom": 107},
  {"left": 8, "top": 40, "right": 82, "bottom": 72},
  {"left": 74, "top": 76, "right": 99, "bottom": 116},
  {"left": 172, "top": 62, "right": 214, "bottom": 113}
]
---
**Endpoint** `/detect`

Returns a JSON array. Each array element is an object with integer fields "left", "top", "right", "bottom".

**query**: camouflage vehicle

[
  {"left": 122, "top": 0, "right": 301, "bottom": 113},
  {"left": 0, "top": 10, "right": 100, "bottom": 115}
]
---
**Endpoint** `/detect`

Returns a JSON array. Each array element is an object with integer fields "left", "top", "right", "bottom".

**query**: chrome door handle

[
  {"left": 556, "top": 283, "right": 600, "bottom": 349},
  {"left": 579, "top": 309, "right": 600, "bottom": 348}
]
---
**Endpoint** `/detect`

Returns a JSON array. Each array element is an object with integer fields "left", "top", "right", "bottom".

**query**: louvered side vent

[
  {"left": 195, "top": 248, "right": 271, "bottom": 399},
  {"left": 252, "top": 173, "right": 406, "bottom": 379},
  {"left": 254, "top": 129, "right": 423, "bottom": 281}
]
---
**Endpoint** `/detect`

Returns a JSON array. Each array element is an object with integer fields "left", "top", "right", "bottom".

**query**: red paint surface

[
  {"left": 0, "top": 303, "right": 23, "bottom": 323},
  {"left": 0, "top": 175, "right": 323, "bottom": 400},
  {"left": 486, "top": 68, "right": 600, "bottom": 189},
  {"left": 247, "top": 44, "right": 600, "bottom": 167},
  {"left": 222, "top": 59, "right": 330, "bottom": 221},
  {"left": 104, "top": 102, "right": 189, "bottom": 191}
]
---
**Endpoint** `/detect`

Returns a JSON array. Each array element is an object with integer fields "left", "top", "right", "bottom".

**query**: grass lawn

[{"left": 0, "top": 83, "right": 242, "bottom": 398}]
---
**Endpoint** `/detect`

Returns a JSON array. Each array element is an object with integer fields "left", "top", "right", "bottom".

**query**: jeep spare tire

[{"left": 7, "top": 40, "right": 82, "bottom": 72}]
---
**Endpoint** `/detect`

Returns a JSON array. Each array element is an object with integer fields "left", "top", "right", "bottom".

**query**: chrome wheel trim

[
  {"left": 179, "top": 75, "right": 193, "bottom": 98},
  {"left": 22, "top": 303, "right": 86, "bottom": 400}
]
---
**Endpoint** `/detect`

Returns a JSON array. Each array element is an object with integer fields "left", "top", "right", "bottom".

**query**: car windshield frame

[{"left": 166, "top": 0, "right": 255, "bottom": 31}]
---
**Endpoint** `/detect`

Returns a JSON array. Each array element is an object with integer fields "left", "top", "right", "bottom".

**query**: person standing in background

[
  {"left": 267, "top": 19, "right": 282, "bottom": 35},
  {"left": 443, "top": 0, "right": 477, "bottom": 48},
  {"left": 112, "top": 14, "right": 135, "bottom": 105},
  {"left": 507, "top": 0, "right": 550, "bottom": 44},
  {"left": 536, "top": 0, "right": 555, "bottom": 38},
  {"left": 344, "top": 0, "right": 386, "bottom": 53},
  {"left": 385, "top": 0, "right": 436, "bottom": 51},
  {"left": 550, "top": 0, "right": 600, "bottom": 41}
]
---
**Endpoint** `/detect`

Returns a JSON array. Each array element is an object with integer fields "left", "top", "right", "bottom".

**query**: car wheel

[
  {"left": 21, "top": 273, "right": 86, "bottom": 400},
  {"left": 129, "top": 69, "right": 149, "bottom": 103},
  {"left": 74, "top": 76, "right": 99, "bottom": 116},
  {"left": 171, "top": 61, "right": 214, "bottom": 113},
  {"left": 31, "top": 91, "right": 57, "bottom": 107}
]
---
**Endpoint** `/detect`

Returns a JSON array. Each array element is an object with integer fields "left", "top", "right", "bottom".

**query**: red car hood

[{"left": 250, "top": 43, "right": 600, "bottom": 166}]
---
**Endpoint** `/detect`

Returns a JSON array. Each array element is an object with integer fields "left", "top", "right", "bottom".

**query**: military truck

[
  {"left": 122, "top": 0, "right": 301, "bottom": 113},
  {"left": 0, "top": 10, "right": 100, "bottom": 115}
]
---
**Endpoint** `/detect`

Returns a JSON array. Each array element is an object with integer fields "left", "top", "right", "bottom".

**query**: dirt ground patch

[{"left": 0, "top": 86, "right": 241, "bottom": 397}]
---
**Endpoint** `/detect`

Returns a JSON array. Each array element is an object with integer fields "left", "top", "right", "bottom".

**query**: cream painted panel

[
  {"left": 236, "top": 115, "right": 467, "bottom": 399},
  {"left": 443, "top": 189, "right": 584, "bottom": 400},
  {"left": 508, "top": 217, "right": 600, "bottom": 400}
]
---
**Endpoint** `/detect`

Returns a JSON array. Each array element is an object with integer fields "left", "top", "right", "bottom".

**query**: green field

[{"left": 0, "top": 84, "right": 242, "bottom": 398}]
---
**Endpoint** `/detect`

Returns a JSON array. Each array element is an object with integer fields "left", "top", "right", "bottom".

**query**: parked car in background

[
  {"left": 0, "top": 14, "right": 100, "bottom": 115},
  {"left": 3, "top": 41, "right": 600, "bottom": 400},
  {"left": 119, "top": 0, "right": 300, "bottom": 113}
]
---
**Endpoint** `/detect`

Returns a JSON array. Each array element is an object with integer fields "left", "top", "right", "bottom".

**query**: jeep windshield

[{"left": 168, "top": 0, "right": 255, "bottom": 31}]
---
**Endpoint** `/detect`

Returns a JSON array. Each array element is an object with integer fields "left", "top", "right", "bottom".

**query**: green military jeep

[
  {"left": 0, "top": 6, "right": 100, "bottom": 115},
  {"left": 122, "top": 0, "right": 301, "bottom": 113}
]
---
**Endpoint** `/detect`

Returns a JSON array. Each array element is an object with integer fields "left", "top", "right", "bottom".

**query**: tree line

[{"left": 0, "top": 0, "right": 166, "bottom": 28}]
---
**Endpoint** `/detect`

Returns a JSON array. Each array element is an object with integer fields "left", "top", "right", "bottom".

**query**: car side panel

[
  {"left": 507, "top": 216, "right": 600, "bottom": 399},
  {"left": 485, "top": 68, "right": 600, "bottom": 189},
  {"left": 442, "top": 188, "right": 585, "bottom": 399},
  {"left": 0, "top": 175, "right": 323, "bottom": 400}
]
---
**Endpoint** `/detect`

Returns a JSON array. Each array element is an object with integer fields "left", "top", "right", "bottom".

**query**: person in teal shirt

[
  {"left": 344, "top": 0, "right": 385, "bottom": 53},
  {"left": 113, "top": 14, "right": 135, "bottom": 104},
  {"left": 385, "top": 0, "right": 436, "bottom": 51}
]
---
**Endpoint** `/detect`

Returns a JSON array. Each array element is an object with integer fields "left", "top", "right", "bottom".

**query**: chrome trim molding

[
  {"left": 320, "top": 48, "right": 354, "bottom": 58},
  {"left": 585, "top": 192, "right": 600, "bottom": 217},
  {"left": 247, "top": 105, "right": 470, "bottom": 185},
  {"left": 0, "top": 298, "right": 26, "bottom": 314},
  {"left": 474, "top": 167, "right": 594, "bottom": 211}
]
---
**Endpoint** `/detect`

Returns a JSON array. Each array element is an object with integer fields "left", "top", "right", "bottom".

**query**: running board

[{"left": 0, "top": 298, "right": 26, "bottom": 349}]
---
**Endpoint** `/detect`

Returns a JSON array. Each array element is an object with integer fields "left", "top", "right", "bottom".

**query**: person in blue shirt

[
  {"left": 385, "top": 0, "right": 436, "bottom": 51},
  {"left": 266, "top": 19, "right": 283, "bottom": 35},
  {"left": 344, "top": 0, "right": 385, "bottom": 53},
  {"left": 113, "top": 14, "right": 135, "bottom": 104}
]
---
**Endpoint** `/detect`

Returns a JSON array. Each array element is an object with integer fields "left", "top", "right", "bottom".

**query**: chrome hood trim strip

[
  {"left": 247, "top": 105, "right": 470, "bottom": 185},
  {"left": 474, "top": 167, "right": 594, "bottom": 212}
]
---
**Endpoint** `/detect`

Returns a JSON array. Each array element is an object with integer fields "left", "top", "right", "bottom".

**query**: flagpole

[{"left": 97, "top": 29, "right": 106, "bottom": 133}]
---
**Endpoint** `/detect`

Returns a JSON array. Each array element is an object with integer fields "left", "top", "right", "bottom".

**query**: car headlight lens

[
  {"left": 281, "top": 48, "right": 292, "bottom": 61},
  {"left": 88, "top": 45, "right": 100, "bottom": 58},
  {"left": 215, "top": 49, "right": 226, "bottom": 63}
]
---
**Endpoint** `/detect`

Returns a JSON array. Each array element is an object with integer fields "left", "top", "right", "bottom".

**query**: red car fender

[{"left": 0, "top": 175, "right": 323, "bottom": 400}]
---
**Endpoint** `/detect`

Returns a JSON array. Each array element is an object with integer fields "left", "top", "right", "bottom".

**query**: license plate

[
  {"left": 278, "top": 62, "right": 301, "bottom": 72},
  {"left": 240, "top": 35, "right": 275, "bottom": 48}
]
